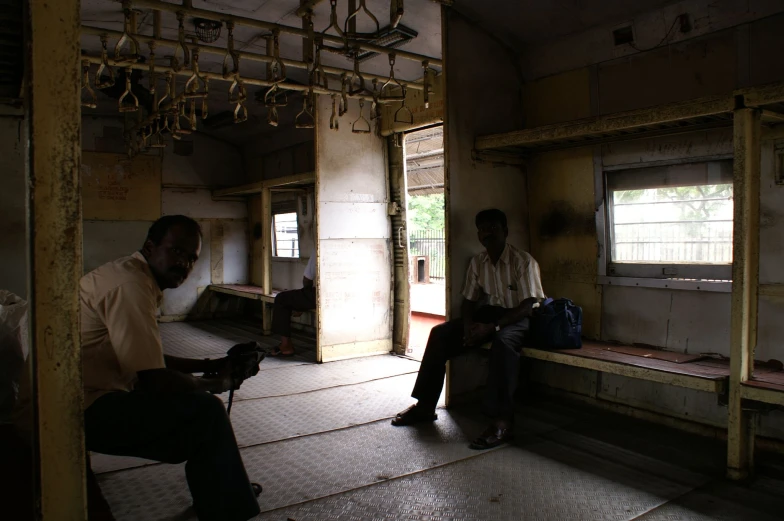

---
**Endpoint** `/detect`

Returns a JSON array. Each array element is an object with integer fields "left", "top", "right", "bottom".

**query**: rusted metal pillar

[
  {"left": 727, "top": 107, "right": 761, "bottom": 480},
  {"left": 28, "top": 0, "right": 86, "bottom": 517},
  {"left": 388, "top": 134, "right": 410, "bottom": 356}
]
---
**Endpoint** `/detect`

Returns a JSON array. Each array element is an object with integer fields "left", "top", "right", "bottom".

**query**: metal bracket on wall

[
  {"left": 387, "top": 201, "right": 401, "bottom": 216},
  {"left": 471, "top": 149, "right": 526, "bottom": 167}
]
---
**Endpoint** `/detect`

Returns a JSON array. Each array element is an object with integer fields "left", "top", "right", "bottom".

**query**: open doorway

[{"left": 405, "top": 126, "right": 445, "bottom": 360}]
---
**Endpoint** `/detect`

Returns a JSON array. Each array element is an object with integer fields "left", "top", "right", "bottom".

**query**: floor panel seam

[
  {"left": 230, "top": 371, "right": 419, "bottom": 403},
  {"left": 94, "top": 409, "right": 446, "bottom": 477},
  {"left": 625, "top": 478, "right": 717, "bottom": 521},
  {"left": 256, "top": 445, "right": 511, "bottom": 515}
]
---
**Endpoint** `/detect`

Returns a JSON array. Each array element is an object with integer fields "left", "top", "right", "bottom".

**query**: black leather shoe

[
  {"left": 469, "top": 423, "right": 514, "bottom": 450},
  {"left": 391, "top": 404, "right": 437, "bottom": 426}
]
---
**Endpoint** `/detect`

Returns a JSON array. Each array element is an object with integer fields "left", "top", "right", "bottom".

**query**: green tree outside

[{"left": 407, "top": 193, "right": 445, "bottom": 232}]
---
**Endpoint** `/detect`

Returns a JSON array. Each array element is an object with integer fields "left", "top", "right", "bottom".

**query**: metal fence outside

[
  {"left": 613, "top": 220, "right": 733, "bottom": 264},
  {"left": 409, "top": 229, "right": 445, "bottom": 283}
]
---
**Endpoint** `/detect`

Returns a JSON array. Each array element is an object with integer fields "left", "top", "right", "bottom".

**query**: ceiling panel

[{"left": 452, "top": 0, "right": 679, "bottom": 49}]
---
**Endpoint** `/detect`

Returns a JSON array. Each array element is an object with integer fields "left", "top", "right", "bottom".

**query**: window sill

[
  {"left": 272, "top": 257, "right": 303, "bottom": 263},
  {"left": 598, "top": 276, "right": 732, "bottom": 293}
]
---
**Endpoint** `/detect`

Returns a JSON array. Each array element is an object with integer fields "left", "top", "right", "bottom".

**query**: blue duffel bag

[{"left": 530, "top": 298, "right": 583, "bottom": 349}]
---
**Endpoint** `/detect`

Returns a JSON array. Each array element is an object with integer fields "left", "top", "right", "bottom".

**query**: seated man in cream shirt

[
  {"left": 392, "top": 209, "right": 545, "bottom": 450},
  {"left": 27, "top": 215, "right": 261, "bottom": 521}
]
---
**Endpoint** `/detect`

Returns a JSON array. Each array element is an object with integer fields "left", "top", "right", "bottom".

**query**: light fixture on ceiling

[
  {"left": 352, "top": 24, "right": 418, "bottom": 63},
  {"left": 194, "top": 18, "right": 222, "bottom": 44}
]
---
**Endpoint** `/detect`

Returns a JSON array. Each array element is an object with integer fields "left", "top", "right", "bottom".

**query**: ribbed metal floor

[
  {"left": 91, "top": 373, "right": 423, "bottom": 474},
  {"left": 92, "top": 319, "right": 784, "bottom": 521}
]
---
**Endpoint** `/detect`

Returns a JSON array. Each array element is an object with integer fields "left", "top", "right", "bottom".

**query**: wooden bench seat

[
  {"left": 482, "top": 340, "right": 730, "bottom": 394},
  {"left": 207, "top": 284, "right": 315, "bottom": 334},
  {"left": 208, "top": 284, "right": 280, "bottom": 303},
  {"left": 741, "top": 368, "right": 784, "bottom": 406}
]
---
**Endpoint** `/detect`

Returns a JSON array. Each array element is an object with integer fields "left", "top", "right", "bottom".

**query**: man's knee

[
  {"left": 274, "top": 289, "right": 297, "bottom": 307},
  {"left": 491, "top": 329, "right": 524, "bottom": 352},
  {"left": 430, "top": 319, "right": 461, "bottom": 338},
  {"left": 182, "top": 392, "right": 229, "bottom": 422}
]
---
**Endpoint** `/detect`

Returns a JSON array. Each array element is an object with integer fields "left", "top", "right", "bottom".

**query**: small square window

[
  {"left": 606, "top": 161, "right": 733, "bottom": 281},
  {"left": 273, "top": 212, "right": 299, "bottom": 258}
]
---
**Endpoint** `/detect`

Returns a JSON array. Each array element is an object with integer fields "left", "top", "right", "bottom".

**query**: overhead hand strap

[
  {"left": 379, "top": 53, "right": 405, "bottom": 102},
  {"left": 184, "top": 44, "right": 209, "bottom": 99},
  {"left": 330, "top": 93, "right": 339, "bottom": 130},
  {"left": 344, "top": 0, "right": 380, "bottom": 39},
  {"left": 352, "top": 98, "right": 371, "bottom": 134},
  {"left": 171, "top": 11, "right": 190, "bottom": 72},
  {"left": 422, "top": 60, "right": 433, "bottom": 109},
  {"left": 222, "top": 21, "right": 240, "bottom": 79},
  {"left": 95, "top": 34, "right": 115, "bottom": 89},
  {"left": 114, "top": 2, "right": 140, "bottom": 64},
  {"left": 81, "top": 60, "right": 97, "bottom": 109},
  {"left": 321, "top": 0, "right": 347, "bottom": 53},
  {"left": 295, "top": 89, "right": 315, "bottom": 129},
  {"left": 394, "top": 87, "right": 413, "bottom": 125},
  {"left": 118, "top": 67, "right": 139, "bottom": 113}
]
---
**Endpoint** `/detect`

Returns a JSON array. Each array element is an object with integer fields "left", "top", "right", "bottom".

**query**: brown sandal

[
  {"left": 267, "top": 347, "right": 295, "bottom": 357},
  {"left": 391, "top": 404, "right": 437, "bottom": 426}
]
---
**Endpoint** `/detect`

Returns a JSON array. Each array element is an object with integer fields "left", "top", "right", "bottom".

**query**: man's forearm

[
  {"left": 136, "top": 368, "right": 227, "bottom": 394},
  {"left": 497, "top": 297, "right": 541, "bottom": 328},
  {"left": 164, "top": 354, "right": 222, "bottom": 374}
]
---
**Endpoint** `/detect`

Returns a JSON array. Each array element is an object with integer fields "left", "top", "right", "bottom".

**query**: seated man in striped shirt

[{"left": 392, "top": 208, "right": 545, "bottom": 450}]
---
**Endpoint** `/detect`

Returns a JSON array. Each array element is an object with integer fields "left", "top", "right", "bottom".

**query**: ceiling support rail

[
  {"left": 129, "top": 0, "right": 442, "bottom": 67},
  {"left": 81, "top": 53, "right": 380, "bottom": 100},
  {"left": 80, "top": 25, "right": 426, "bottom": 91}
]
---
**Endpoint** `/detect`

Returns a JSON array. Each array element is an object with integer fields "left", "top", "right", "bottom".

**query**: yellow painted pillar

[
  {"left": 726, "top": 107, "right": 761, "bottom": 480},
  {"left": 28, "top": 0, "right": 86, "bottom": 517},
  {"left": 261, "top": 187, "right": 272, "bottom": 334}
]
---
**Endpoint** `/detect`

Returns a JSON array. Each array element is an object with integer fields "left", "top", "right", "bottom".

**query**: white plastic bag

[{"left": 0, "top": 290, "right": 28, "bottom": 423}]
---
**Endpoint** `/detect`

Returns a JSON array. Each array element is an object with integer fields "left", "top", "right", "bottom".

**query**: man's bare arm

[
  {"left": 463, "top": 297, "right": 542, "bottom": 346},
  {"left": 164, "top": 354, "right": 225, "bottom": 374},
  {"left": 136, "top": 367, "right": 232, "bottom": 394}
]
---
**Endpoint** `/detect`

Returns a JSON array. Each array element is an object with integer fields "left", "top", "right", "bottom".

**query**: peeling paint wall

[
  {"left": 0, "top": 113, "right": 27, "bottom": 299},
  {"left": 528, "top": 147, "right": 602, "bottom": 339},
  {"left": 81, "top": 117, "right": 248, "bottom": 317}
]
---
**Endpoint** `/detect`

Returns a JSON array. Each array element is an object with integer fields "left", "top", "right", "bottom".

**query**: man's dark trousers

[
  {"left": 411, "top": 305, "right": 529, "bottom": 419},
  {"left": 85, "top": 391, "right": 260, "bottom": 521},
  {"left": 271, "top": 286, "right": 316, "bottom": 337}
]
